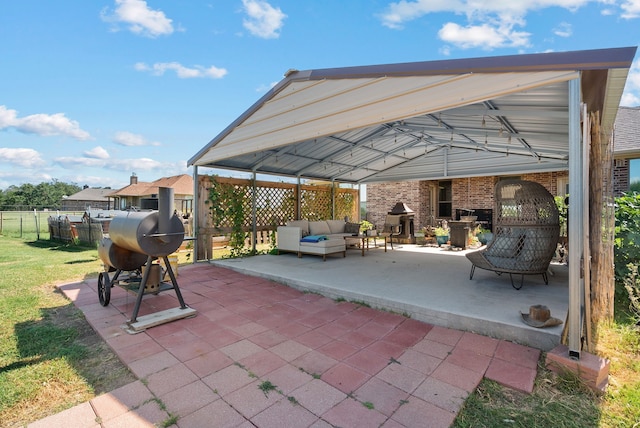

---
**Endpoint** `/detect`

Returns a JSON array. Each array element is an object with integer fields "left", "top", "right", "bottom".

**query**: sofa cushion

[
  {"left": 309, "top": 220, "right": 331, "bottom": 236},
  {"left": 286, "top": 220, "right": 309, "bottom": 236},
  {"left": 487, "top": 234, "right": 526, "bottom": 258},
  {"left": 344, "top": 222, "right": 360, "bottom": 235},
  {"left": 326, "top": 220, "right": 346, "bottom": 234}
]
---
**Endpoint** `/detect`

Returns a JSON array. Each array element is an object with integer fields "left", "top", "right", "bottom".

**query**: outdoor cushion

[
  {"left": 300, "top": 235, "right": 328, "bottom": 243},
  {"left": 309, "top": 221, "right": 331, "bottom": 236},
  {"left": 287, "top": 220, "right": 309, "bottom": 236},
  {"left": 326, "top": 220, "right": 346, "bottom": 234},
  {"left": 487, "top": 234, "right": 526, "bottom": 258},
  {"left": 344, "top": 222, "right": 360, "bottom": 234}
]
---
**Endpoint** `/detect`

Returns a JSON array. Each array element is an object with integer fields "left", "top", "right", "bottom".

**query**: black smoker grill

[
  {"left": 97, "top": 187, "right": 196, "bottom": 332},
  {"left": 388, "top": 202, "right": 415, "bottom": 243}
]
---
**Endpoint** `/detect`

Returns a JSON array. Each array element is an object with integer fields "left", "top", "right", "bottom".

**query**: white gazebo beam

[{"left": 568, "top": 77, "right": 583, "bottom": 359}]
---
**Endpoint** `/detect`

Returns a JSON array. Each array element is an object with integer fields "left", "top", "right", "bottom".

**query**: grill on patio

[
  {"left": 388, "top": 202, "right": 415, "bottom": 244},
  {"left": 97, "top": 187, "right": 196, "bottom": 332}
]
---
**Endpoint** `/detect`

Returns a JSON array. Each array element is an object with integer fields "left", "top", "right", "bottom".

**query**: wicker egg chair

[{"left": 465, "top": 179, "right": 560, "bottom": 290}]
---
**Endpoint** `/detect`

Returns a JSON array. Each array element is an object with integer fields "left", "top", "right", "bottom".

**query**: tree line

[{"left": 0, "top": 180, "right": 82, "bottom": 211}]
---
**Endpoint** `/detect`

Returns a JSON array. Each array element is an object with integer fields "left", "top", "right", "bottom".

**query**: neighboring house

[
  {"left": 61, "top": 187, "right": 113, "bottom": 211},
  {"left": 613, "top": 106, "right": 640, "bottom": 196},
  {"left": 108, "top": 174, "right": 194, "bottom": 213}
]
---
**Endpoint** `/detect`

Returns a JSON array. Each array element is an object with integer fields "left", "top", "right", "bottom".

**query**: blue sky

[{"left": 1, "top": 0, "right": 640, "bottom": 190}]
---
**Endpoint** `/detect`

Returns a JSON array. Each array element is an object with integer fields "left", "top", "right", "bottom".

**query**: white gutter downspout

[
  {"left": 252, "top": 171, "right": 257, "bottom": 254},
  {"left": 568, "top": 78, "right": 583, "bottom": 359},
  {"left": 192, "top": 165, "right": 199, "bottom": 263}
]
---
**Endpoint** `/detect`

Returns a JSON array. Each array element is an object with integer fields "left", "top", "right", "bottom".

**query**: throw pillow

[{"left": 344, "top": 222, "right": 360, "bottom": 234}]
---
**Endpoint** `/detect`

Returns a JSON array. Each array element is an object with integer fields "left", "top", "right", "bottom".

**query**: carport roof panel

[{"left": 189, "top": 47, "right": 637, "bottom": 183}]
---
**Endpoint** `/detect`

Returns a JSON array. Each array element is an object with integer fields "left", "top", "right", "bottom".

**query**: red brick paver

[{"left": 33, "top": 263, "right": 545, "bottom": 428}]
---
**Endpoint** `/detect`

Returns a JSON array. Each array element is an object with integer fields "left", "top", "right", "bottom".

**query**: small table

[{"left": 344, "top": 234, "right": 387, "bottom": 256}]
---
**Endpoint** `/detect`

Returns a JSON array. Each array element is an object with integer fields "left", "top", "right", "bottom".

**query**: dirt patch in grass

[
  {"left": 1, "top": 294, "right": 137, "bottom": 427},
  {"left": 48, "top": 297, "right": 138, "bottom": 393}
]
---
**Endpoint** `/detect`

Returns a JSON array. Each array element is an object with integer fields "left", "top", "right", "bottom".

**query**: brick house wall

[
  {"left": 366, "top": 171, "right": 569, "bottom": 231},
  {"left": 613, "top": 159, "right": 629, "bottom": 196},
  {"left": 365, "top": 181, "right": 422, "bottom": 230}
]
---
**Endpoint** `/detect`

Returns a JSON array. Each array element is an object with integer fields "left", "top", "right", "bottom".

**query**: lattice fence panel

[
  {"left": 335, "top": 189, "right": 358, "bottom": 221},
  {"left": 209, "top": 182, "right": 254, "bottom": 230},
  {"left": 300, "top": 187, "right": 332, "bottom": 220},
  {"left": 197, "top": 175, "right": 359, "bottom": 258},
  {"left": 253, "top": 185, "right": 296, "bottom": 227}
]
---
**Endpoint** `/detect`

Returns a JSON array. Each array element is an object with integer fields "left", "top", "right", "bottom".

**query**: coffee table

[{"left": 344, "top": 234, "right": 387, "bottom": 256}]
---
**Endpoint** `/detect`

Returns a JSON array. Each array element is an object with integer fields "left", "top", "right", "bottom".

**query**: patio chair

[
  {"left": 465, "top": 179, "right": 560, "bottom": 289},
  {"left": 379, "top": 215, "right": 401, "bottom": 249}
]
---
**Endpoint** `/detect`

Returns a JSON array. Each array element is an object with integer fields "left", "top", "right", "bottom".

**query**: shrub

[
  {"left": 614, "top": 193, "right": 640, "bottom": 296},
  {"left": 623, "top": 264, "right": 640, "bottom": 323}
]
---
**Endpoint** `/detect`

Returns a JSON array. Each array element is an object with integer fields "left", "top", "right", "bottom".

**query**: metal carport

[{"left": 189, "top": 46, "right": 637, "bottom": 359}]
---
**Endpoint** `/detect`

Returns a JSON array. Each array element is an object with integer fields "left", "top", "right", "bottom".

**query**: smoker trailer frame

[{"left": 97, "top": 188, "right": 196, "bottom": 333}]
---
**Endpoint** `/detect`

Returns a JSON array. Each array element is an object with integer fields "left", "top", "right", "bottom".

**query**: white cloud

[
  {"left": 105, "top": 157, "right": 165, "bottom": 171},
  {"left": 113, "top": 131, "right": 161, "bottom": 147},
  {"left": 379, "top": 0, "right": 453, "bottom": 30},
  {"left": 101, "top": 0, "right": 173, "bottom": 37},
  {"left": 0, "top": 148, "right": 46, "bottom": 168},
  {"left": 621, "top": 92, "right": 640, "bottom": 106},
  {"left": 553, "top": 22, "right": 572, "bottom": 37},
  {"left": 0, "top": 105, "right": 91, "bottom": 140},
  {"left": 135, "top": 62, "right": 228, "bottom": 79},
  {"left": 52, "top": 155, "right": 186, "bottom": 176},
  {"left": 53, "top": 156, "right": 109, "bottom": 168},
  {"left": 255, "top": 81, "right": 279, "bottom": 92},
  {"left": 621, "top": 58, "right": 640, "bottom": 107},
  {"left": 241, "top": 0, "right": 287, "bottom": 39},
  {"left": 0, "top": 170, "right": 53, "bottom": 189},
  {"left": 438, "top": 22, "right": 530, "bottom": 49},
  {"left": 378, "top": 0, "right": 598, "bottom": 49},
  {"left": 84, "top": 146, "right": 110, "bottom": 159},
  {"left": 621, "top": 0, "right": 640, "bottom": 18},
  {"left": 60, "top": 174, "right": 122, "bottom": 190}
]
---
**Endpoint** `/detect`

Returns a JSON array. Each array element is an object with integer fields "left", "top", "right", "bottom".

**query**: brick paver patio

[{"left": 29, "top": 263, "right": 541, "bottom": 428}]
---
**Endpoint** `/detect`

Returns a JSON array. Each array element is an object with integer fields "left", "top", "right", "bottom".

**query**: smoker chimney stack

[{"left": 130, "top": 173, "right": 138, "bottom": 185}]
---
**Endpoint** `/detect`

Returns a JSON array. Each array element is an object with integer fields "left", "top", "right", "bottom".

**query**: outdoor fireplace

[{"left": 388, "top": 202, "right": 415, "bottom": 243}]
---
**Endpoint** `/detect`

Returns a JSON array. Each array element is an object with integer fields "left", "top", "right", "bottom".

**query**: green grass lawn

[
  {"left": 0, "top": 236, "right": 137, "bottom": 426},
  {"left": 0, "top": 234, "right": 638, "bottom": 427}
]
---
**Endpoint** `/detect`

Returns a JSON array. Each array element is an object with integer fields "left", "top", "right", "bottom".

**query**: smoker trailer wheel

[{"left": 98, "top": 271, "right": 111, "bottom": 306}]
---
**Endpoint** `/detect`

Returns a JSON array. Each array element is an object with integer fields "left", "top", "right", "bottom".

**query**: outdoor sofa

[{"left": 276, "top": 219, "right": 360, "bottom": 261}]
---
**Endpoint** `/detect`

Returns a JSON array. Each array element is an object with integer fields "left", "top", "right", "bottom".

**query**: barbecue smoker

[
  {"left": 97, "top": 187, "right": 196, "bottom": 333},
  {"left": 388, "top": 202, "right": 416, "bottom": 244}
]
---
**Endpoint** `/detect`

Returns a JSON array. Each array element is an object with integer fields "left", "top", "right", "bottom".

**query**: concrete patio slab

[{"left": 212, "top": 244, "right": 568, "bottom": 350}]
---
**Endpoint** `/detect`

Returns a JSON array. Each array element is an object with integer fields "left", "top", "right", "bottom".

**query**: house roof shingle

[
  {"left": 614, "top": 106, "right": 640, "bottom": 158},
  {"left": 65, "top": 188, "right": 113, "bottom": 201},
  {"left": 107, "top": 174, "right": 193, "bottom": 198}
]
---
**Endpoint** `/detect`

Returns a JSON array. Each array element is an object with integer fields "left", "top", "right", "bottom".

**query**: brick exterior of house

[
  {"left": 366, "top": 106, "right": 639, "bottom": 229},
  {"left": 365, "top": 171, "right": 569, "bottom": 232},
  {"left": 613, "top": 159, "right": 630, "bottom": 196}
]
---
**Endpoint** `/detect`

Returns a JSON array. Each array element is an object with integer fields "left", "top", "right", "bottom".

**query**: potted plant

[
  {"left": 433, "top": 226, "right": 449, "bottom": 246},
  {"left": 360, "top": 220, "right": 375, "bottom": 236},
  {"left": 476, "top": 227, "right": 493, "bottom": 245}
]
